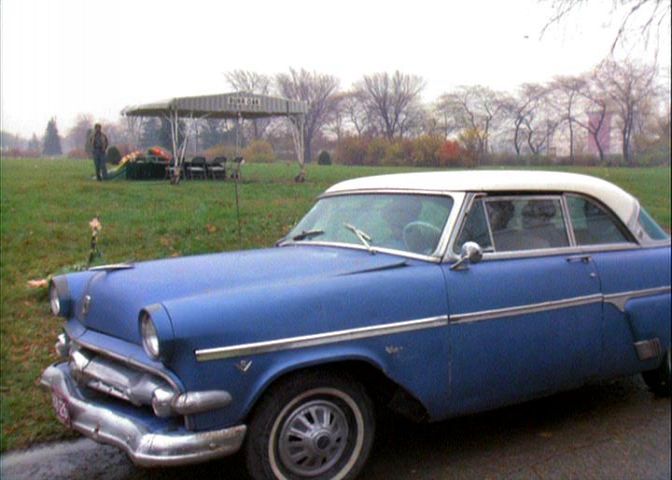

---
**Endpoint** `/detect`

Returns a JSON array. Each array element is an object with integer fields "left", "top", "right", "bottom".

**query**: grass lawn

[{"left": 0, "top": 158, "right": 670, "bottom": 452}]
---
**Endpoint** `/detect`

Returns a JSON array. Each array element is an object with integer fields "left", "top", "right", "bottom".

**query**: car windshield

[{"left": 285, "top": 194, "right": 454, "bottom": 256}]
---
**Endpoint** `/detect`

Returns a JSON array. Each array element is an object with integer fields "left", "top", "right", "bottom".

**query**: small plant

[
  {"left": 317, "top": 150, "right": 332, "bottom": 165},
  {"left": 27, "top": 216, "right": 103, "bottom": 289},
  {"left": 87, "top": 216, "right": 103, "bottom": 267}
]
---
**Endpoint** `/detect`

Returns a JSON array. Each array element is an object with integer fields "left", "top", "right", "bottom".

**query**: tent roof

[{"left": 122, "top": 92, "right": 307, "bottom": 119}]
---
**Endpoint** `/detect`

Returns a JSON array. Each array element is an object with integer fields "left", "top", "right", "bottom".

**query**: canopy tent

[{"left": 122, "top": 92, "right": 308, "bottom": 182}]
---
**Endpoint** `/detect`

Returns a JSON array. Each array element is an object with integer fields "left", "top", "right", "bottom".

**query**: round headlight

[
  {"left": 141, "top": 313, "right": 160, "bottom": 359},
  {"left": 49, "top": 284, "right": 61, "bottom": 316}
]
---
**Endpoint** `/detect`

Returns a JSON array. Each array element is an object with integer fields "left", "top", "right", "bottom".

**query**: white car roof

[{"left": 326, "top": 170, "right": 639, "bottom": 227}]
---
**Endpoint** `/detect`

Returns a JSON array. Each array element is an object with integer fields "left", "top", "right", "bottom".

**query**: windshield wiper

[
  {"left": 291, "top": 229, "right": 324, "bottom": 241},
  {"left": 344, "top": 223, "right": 374, "bottom": 254}
]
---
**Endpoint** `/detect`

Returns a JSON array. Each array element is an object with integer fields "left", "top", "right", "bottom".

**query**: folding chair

[
  {"left": 187, "top": 156, "right": 207, "bottom": 180},
  {"left": 208, "top": 156, "right": 227, "bottom": 180}
]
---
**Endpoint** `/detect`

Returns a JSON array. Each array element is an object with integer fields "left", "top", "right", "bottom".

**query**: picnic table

[{"left": 125, "top": 155, "right": 169, "bottom": 180}]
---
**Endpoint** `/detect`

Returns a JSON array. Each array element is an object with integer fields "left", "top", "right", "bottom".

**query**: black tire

[
  {"left": 245, "top": 370, "right": 375, "bottom": 480},
  {"left": 642, "top": 349, "right": 671, "bottom": 397}
]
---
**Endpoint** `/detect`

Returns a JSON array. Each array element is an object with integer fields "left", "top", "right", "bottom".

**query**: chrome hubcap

[{"left": 278, "top": 399, "right": 350, "bottom": 477}]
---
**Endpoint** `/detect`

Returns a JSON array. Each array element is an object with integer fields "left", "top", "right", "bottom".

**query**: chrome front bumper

[{"left": 40, "top": 363, "right": 247, "bottom": 467}]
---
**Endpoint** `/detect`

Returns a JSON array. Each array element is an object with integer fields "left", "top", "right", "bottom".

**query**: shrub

[
  {"left": 458, "top": 129, "right": 481, "bottom": 168},
  {"left": 335, "top": 136, "right": 368, "bottom": 165},
  {"left": 68, "top": 149, "right": 90, "bottom": 159},
  {"left": 203, "top": 144, "right": 238, "bottom": 161},
  {"left": 366, "top": 137, "right": 388, "bottom": 166},
  {"left": 437, "top": 140, "right": 463, "bottom": 167},
  {"left": 411, "top": 135, "right": 444, "bottom": 167},
  {"left": 105, "top": 146, "right": 122, "bottom": 164},
  {"left": 3, "top": 148, "right": 41, "bottom": 158},
  {"left": 383, "top": 141, "right": 408, "bottom": 166},
  {"left": 242, "top": 140, "right": 275, "bottom": 163},
  {"left": 317, "top": 150, "right": 332, "bottom": 165}
]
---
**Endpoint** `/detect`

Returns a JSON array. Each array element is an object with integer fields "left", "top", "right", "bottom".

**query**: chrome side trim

[
  {"left": 452, "top": 286, "right": 672, "bottom": 324},
  {"left": 603, "top": 286, "right": 672, "bottom": 312},
  {"left": 195, "top": 286, "right": 670, "bottom": 362},
  {"left": 451, "top": 293, "right": 603, "bottom": 325},
  {"left": 195, "top": 315, "right": 449, "bottom": 362}
]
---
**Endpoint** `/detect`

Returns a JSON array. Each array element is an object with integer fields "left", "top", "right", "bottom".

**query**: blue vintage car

[{"left": 42, "top": 171, "right": 671, "bottom": 479}]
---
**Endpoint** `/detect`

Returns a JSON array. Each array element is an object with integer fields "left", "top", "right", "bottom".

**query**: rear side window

[
  {"left": 567, "top": 196, "right": 630, "bottom": 245},
  {"left": 638, "top": 207, "right": 669, "bottom": 241}
]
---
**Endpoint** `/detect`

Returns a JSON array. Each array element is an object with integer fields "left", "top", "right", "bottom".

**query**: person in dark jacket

[{"left": 90, "top": 124, "right": 109, "bottom": 181}]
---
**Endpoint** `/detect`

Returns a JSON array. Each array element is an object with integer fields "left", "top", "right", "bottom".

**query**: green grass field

[{"left": 0, "top": 158, "right": 670, "bottom": 452}]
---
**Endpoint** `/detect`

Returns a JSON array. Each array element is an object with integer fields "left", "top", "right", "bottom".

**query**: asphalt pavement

[{"left": 1, "top": 375, "right": 669, "bottom": 480}]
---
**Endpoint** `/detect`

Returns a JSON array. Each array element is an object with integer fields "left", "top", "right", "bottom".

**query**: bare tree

[
  {"left": 64, "top": 114, "right": 94, "bottom": 152},
  {"left": 122, "top": 115, "right": 144, "bottom": 149},
  {"left": 574, "top": 82, "right": 609, "bottom": 163},
  {"left": 225, "top": 70, "right": 273, "bottom": 140},
  {"left": 595, "top": 59, "right": 657, "bottom": 164},
  {"left": 437, "top": 85, "right": 506, "bottom": 162},
  {"left": 549, "top": 75, "right": 588, "bottom": 162},
  {"left": 337, "top": 90, "right": 370, "bottom": 137},
  {"left": 542, "top": 0, "right": 671, "bottom": 53},
  {"left": 356, "top": 71, "right": 425, "bottom": 140},
  {"left": 432, "top": 101, "right": 460, "bottom": 139},
  {"left": 523, "top": 101, "right": 561, "bottom": 157},
  {"left": 275, "top": 68, "right": 339, "bottom": 164},
  {"left": 501, "top": 85, "right": 543, "bottom": 157}
]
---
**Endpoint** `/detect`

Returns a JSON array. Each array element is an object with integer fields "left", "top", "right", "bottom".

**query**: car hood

[{"left": 77, "top": 245, "right": 408, "bottom": 343}]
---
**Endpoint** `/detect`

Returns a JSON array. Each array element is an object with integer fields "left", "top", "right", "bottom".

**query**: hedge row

[{"left": 334, "top": 135, "right": 472, "bottom": 167}]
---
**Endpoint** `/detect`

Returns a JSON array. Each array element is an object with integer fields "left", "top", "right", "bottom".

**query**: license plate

[{"left": 51, "top": 390, "right": 71, "bottom": 427}]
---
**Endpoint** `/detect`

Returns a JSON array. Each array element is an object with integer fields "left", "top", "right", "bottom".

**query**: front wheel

[
  {"left": 642, "top": 349, "right": 671, "bottom": 397},
  {"left": 245, "top": 371, "right": 375, "bottom": 480}
]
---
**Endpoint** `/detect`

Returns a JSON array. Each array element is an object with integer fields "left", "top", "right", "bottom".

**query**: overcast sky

[{"left": 1, "top": 0, "right": 670, "bottom": 138}]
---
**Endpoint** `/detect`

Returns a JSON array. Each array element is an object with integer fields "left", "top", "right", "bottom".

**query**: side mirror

[{"left": 450, "top": 241, "right": 483, "bottom": 270}]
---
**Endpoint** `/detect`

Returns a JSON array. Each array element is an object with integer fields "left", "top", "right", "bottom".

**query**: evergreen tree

[
  {"left": 42, "top": 118, "right": 63, "bottom": 156},
  {"left": 28, "top": 133, "right": 40, "bottom": 151},
  {"left": 139, "top": 117, "right": 185, "bottom": 152}
]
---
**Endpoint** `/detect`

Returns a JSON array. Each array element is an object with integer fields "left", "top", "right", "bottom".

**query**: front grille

[{"left": 69, "top": 346, "right": 173, "bottom": 408}]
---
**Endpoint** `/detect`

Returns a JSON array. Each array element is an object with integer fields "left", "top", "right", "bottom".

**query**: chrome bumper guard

[{"left": 40, "top": 363, "right": 247, "bottom": 467}]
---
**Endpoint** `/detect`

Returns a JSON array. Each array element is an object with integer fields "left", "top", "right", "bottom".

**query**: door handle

[{"left": 566, "top": 255, "right": 591, "bottom": 264}]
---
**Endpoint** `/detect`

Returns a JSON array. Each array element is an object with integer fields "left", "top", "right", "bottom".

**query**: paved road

[{"left": 1, "top": 375, "right": 669, "bottom": 480}]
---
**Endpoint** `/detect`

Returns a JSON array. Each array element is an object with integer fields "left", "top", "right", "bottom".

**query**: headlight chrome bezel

[
  {"left": 141, "top": 313, "right": 161, "bottom": 359},
  {"left": 49, "top": 277, "right": 72, "bottom": 318},
  {"left": 49, "top": 283, "right": 61, "bottom": 316}
]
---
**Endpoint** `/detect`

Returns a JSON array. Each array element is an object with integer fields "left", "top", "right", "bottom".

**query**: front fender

[{"left": 185, "top": 321, "right": 451, "bottom": 431}]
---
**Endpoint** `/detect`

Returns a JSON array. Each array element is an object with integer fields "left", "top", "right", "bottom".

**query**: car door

[
  {"left": 565, "top": 194, "right": 671, "bottom": 378},
  {"left": 440, "top": 194, "right": 603, "bottom": 417}
]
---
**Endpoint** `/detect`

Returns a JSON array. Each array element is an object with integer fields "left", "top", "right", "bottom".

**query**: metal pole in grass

[{"left": 234, "top": 110, "right": 242, "bottom": 246}]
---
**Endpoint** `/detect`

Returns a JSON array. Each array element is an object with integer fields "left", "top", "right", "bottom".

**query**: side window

[
  {"left": 455, "top": 199, "right": 493, "bottom": 252},
  {"left": 638, "top": 207, "right": 669, "bottom": 241},
  {"left": 567, "top": 195, "right": 630, "bottom": 245},
  {"left": 485, "top": 198, "right": 569, "bottom": 251}
]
